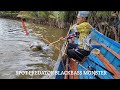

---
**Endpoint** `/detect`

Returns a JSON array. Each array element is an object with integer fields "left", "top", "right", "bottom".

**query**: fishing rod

[
  {"left": 61, "top": 26, "right": 76, "bottom": 79},
  {"left": 47, "top": 39, "right": 61, "bottom": 46},
  {"left": 40, "top": 37, "right": 60, "bottom": 51},
  {"left": 40, "top": 26, "right": 74, "bottom": 54},
  {"left": 47, "top": 32, "right": 80, "bottom": 46},
  {"left": 37, "top": 32, "right": 75, "bottom": 47}
]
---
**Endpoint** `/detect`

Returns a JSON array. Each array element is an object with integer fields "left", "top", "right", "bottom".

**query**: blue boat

[{"left": 53, "top": 28, "right": 120, "bottom": 79}]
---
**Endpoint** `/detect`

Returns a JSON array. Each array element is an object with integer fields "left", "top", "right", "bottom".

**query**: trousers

[{"left": 67, "top": 43, "right": 91, "bottom": 61}]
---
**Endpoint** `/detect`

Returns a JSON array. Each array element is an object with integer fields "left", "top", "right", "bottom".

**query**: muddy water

[{"left": 0, "top": 18, "right": 68, "bottom": 79}]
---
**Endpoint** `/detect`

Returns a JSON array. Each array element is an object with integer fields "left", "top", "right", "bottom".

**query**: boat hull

[{"left": 54, "top": 29, "right": 120, "bottom": 79}]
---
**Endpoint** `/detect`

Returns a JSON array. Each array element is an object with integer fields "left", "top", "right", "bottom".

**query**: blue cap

[{"left": 77, "top": 11, "right": 90, "bottom": 18}]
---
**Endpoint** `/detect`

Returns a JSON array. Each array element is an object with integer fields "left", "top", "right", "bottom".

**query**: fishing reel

[
  {"left": 66, "top": 32, "right": 80, "bottom": 41},
  {"left": 75, "top": 32, "right": 80, "bottom": 38},
  {"left": 69, "top": 32, "right": 80, "bottom": 38}
]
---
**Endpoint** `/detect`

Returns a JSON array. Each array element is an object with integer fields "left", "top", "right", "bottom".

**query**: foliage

[{"left": 0, "top": 11, "right": 120, "bottom": 42}]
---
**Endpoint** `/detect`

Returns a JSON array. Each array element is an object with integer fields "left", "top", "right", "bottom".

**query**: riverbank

[
  {"left": 0, "top": 18, "right": 69, "bottom": 79},
  {"left": 1, "top": 11, "right": 120, "bottom": 43},
  {"left": 0, "top": 11, "right": 79, "bottom": 30}
]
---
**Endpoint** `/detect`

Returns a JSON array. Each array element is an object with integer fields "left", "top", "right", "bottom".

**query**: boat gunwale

[{"left": 92, "top": 29, "right": 120, "bottom": 48}]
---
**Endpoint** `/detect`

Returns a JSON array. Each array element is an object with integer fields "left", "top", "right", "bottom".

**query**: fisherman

[
  {"left": 71, "top": 11, "right": 92, "bottom": 40},
  {"left": 60, "top": 11, "right": 93, "bottom": 42},
  {"left": 60, "top": 11, "right": 95, "bottom": 62}
]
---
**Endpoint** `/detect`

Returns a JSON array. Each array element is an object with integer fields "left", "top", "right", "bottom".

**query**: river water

[{"left": 0, "top": 18, "right": 68, "bottom": 79}]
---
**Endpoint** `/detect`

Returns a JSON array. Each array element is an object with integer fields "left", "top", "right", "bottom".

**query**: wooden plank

[
  {"left": 94, "top": 55, "right": 114, "bottom": 79},
  {"left": 68, "top": 58, "right": 87, "bottom": 79},
  {"left": 69, "top": 60, "right": 74, "bottom": 79},
  {"left": 64, "top": 57, "right": 69, "bottom": 79},
  {"left": 93, "top": 55, "right": 111, "bottom": 79},
  {"left": 91, "top": 40, "right": 101, "bottom": 46},
  {"left": 92, "top": 40, "right": 120, "bottom": 60},
  {"left": 69, "top": 59, "right": 79, "bottom": 79},
  {"left": 96, "top": 53, "right": 120, "bottom": 79},
  {"left": 91, "top": 40, "right": 120, "bottom": 79},
  {"left": 101, "top": 44, "right": 120, "bottom": 60}
]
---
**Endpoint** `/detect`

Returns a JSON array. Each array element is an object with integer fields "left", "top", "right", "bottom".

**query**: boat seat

[
  {"left": 91, "top": 39, "right": 120, "bottom": 60},
  {"left": 91, "top": 40, "right": 120, "bottom": 79},
  {"left": 69, "top": 58, "right": 79, "bottom": 79}
]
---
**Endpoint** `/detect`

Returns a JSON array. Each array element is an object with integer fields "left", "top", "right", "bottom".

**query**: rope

[{"left": 48, "top": 39, "right": 61, "bottom": 46}]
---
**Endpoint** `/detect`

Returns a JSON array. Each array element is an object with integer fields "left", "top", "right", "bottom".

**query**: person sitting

[
  {"left": 67, "top": 43, "right": 91, "bottom": 62},
  {"left": 70, "top": 11, "right": 93, "bottom": 42},
  {"left": 60, "top": 11, "right": 94, "bottom": 63}
]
